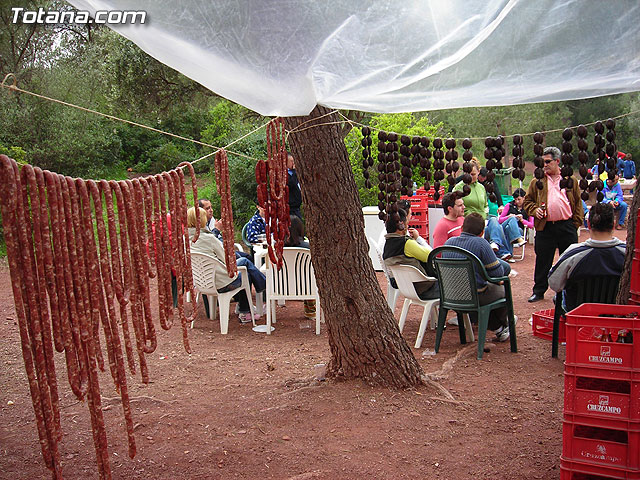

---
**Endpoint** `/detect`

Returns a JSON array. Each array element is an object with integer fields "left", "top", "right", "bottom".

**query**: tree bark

[
  {"left": 617, "top": 188, "right": 640, "bottom": 304},
  {"left": 284, "top": 105, "right": 423, "bottom": 388}
]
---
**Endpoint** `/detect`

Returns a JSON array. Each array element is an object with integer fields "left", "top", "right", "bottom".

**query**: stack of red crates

[
  {"left": 400, "top": 186, "right": 445, "bottom": 241},
  {"left": 561, "top": 303, "right": 640, "bottom": 479}
]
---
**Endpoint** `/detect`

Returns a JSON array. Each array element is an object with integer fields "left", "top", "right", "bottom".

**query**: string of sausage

[
  {"left": 0, "top": 156, "right": 200, "bottom": 479},
  {"left": 0, "top": 156, "right": 62, "bottom": 477},
  {"left": 264, "top": 118, "right": 290, "bottom": 268},
  {"left": 213, "top": 150, "right": 238, "bottom": 277}
]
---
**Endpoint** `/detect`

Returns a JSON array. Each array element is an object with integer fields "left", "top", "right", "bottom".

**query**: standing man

[
  {"left": 287, "top": 152, "right": 303, "bottom": 219},
  {"left": 523, "top": 146, "right": 583, "bottom": 302},
  {"left": 432, "top": 191, "right": 465, "bottom": 247},
  {"left": 198, "top": 198, "right": 216, "bottom": 231}
]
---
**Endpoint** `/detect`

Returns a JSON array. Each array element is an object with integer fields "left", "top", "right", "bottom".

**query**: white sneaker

[
  {"left": 490, "top": 242, "right": 499, "bottom": 252},
  {"left": 500, "top": 253, "right": 513, "bottom": 261},
  {"left": 447, "top": 317, "right": 459, "bottom": 326}
]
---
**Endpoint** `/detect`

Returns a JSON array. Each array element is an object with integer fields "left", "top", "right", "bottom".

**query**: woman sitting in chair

[
  {"left": 382, "top": 208, "right": 439, "bottom": 300},
  {"left": 188, "top": 207, "right": 255, "bottom": 323},
  {"left": 548, "top": 202, "right": 626, "bottom": 311}
]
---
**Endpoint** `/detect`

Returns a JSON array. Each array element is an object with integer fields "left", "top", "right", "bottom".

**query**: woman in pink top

[{"left": 498, "top": 188, "right": 534, "bottom": 242}]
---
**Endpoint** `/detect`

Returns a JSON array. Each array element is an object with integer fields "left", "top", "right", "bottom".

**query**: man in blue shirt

[
  {"left": 444, "top": 213, "right": 512, "bottom": 341},
  {"left": 617, "top": 153, "right": 636, "bottom": 180}
]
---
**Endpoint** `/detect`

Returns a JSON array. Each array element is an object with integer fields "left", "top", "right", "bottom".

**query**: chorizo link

[
  {"left": 156, "top": 175, "right": 174, "bottom": 324},
  {"left": 168, "top": 170, "right": 191, "bottom": 352},
  {"left": 0, "top": 157, "right": 56, "bottom": 472},
  {"left": 44, "top": 170, "right": 83, "bottom": 399},
  {"left": 23, "top": 165, "right": 62, "bottom": 442},
  {"left": 34, "top": 167, "right": 64, "bottom": 353},
  {"left": 178, "top": 162, "right": 199, "bottom": 243},
  {"left": 106, "top": 180, "right": 138, "bottom": 375},
  {"left": 58, "top": 174, "right": 89, "bottom": 398},
  {"left": 138, "top": 177, "right": 156, "bottom": 277},
  {"left": 127, "top": 179, "right": 157, "bottom": 354},
  {"left": 67, "top": 176, "right": 105, "bottom": 373},
  {"left": 148, "top": 176, "right": 170, "bottom": 330},
  {"left": 18, "top": 164, "right": 60, "bottom": 470},
  {"left": 81, "top": 179, "right": 117, "bottom": 384},
  {"left": 119, "top": 181, "right": 150, "bottom": 382},
  {"left": 89, "top": 180, "right": 136, "bottom": 458}
]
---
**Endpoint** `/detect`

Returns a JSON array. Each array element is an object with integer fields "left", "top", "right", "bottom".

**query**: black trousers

[{"left": 532, "top": 219, "right": 578, "bottom": 296}]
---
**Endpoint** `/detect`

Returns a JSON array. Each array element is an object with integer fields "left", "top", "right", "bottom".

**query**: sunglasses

[{"left": 544, "top": 159, "right": 555, "bottom": 164}]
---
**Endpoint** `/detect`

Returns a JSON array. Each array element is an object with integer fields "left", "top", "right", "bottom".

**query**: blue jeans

[
  {"left": 582, "top": 200, "right": 589, "bottom": 228},
  {"left": 236, "top": 257, "right": 266, "bottom": 293},
  {"left": 614, "top": 200, "right": 628, "bottom": 226},
  {"left": 484, "top": 217, "right": 511, "bottom": 256},
  {"left": 501, "top": 216, "right": 523, "bottom": 246}
]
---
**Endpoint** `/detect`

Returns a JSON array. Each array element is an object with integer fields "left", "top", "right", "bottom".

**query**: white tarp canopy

[{"left": 68, "top": 0, "right": 640, "bottom": 116}]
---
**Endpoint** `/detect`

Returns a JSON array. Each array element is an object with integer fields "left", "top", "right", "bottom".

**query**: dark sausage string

[
  {"left": 213, "top": 150, "right": 238, "bottom": 277},
  {"left": 0, "top": 155, "right": 202, "bottom": 479}
]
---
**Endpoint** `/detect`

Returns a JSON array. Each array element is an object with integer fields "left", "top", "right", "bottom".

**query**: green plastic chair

[
  {"left": 551, "top": 275, "right": 620, "bottom": 358},
  {"left": 427, "top": 245, "right": 517, "bottom": 360}
]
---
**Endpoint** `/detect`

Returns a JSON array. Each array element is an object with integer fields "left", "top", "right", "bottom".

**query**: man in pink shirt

[
  {"left": 523, "top": 146, "right": 584, "bottom": 302},
  {"left": 432, "top": 191, "right": 465, "bottom": 247}
]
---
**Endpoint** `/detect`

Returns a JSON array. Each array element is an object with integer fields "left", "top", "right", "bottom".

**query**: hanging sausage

[
  {"left": 533, "top": 132, "right": 545, "bottom": 190},
  {"left": 593, "top": 121, "right": 606, "bottom": 202},
  {"left": 432, "top": 138, "right": 445, "bottom": 201},
  {"left": 560, "top": 128, "right": 574, "bottom": 190},
  {"left": 361, "top": 126, "right": 373, "bottom": 190},
  {"left": 576, "top": 125, "right": 591, "bottom": 201}
]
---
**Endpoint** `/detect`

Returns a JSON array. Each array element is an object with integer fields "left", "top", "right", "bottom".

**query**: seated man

[
  {"left": 382, "top": 208, "right": 439, "bottom": 300},
  {"left": 602, "top": 172, "right": 628, "bottom": 230},
  {"left": 548, "top": 202, "right": 626, "bottom": 312},
  {"left": 443, "top": 213, "right": 512, "bottom": 342},
  {"left": 432, "top": 191, "right": 465, "bottom": 248},
  {"left": 198, "top": 198, "right": 217, "bottom": 231}
]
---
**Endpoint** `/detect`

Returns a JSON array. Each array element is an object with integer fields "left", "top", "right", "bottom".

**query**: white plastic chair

[
  {"left": 369, "top": 237, "right": 400, "bottom": 311},
  {"left": 264, "top": 247, "right": 321, "bottom": 335},
  {"left": 388, "top": 264, "right": 475, "bottom": 348},
  {"left": 190, "top": 252, "right": 255, "bottom": 333},
  {"left": 512, "top": 226, "right": 529, "bottom": 261}
]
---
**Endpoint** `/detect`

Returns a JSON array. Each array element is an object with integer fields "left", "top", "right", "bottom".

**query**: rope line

[
  {"left": 1, "top": 73, "right": 269, "bottom": 168},
  {"left": 337, "top": 109, "right": 640, "bottom": 142}
]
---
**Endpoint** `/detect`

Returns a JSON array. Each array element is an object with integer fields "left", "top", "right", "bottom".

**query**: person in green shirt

[{"left": 452, "top": 159, "right": 514, "bottom": 260}]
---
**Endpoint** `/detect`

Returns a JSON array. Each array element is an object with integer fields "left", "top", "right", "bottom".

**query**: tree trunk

[
  {"left": 617, "top": 188, "right": 640, "bottom": 304},
  {"left": 284, "top": 106, "right": 423, "bottom": 388}
]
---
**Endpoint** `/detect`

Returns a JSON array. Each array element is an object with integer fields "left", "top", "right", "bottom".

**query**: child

[{"left": 602, "top": 173, "right": 628, "bottom": 230}]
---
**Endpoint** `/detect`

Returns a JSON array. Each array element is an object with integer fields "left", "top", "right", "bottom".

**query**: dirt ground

[{"left": 0, "top": 228, "right": 627, "bottom": 479}]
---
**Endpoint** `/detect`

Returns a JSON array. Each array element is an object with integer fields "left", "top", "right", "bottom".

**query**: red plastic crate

[
  {"left": 564, "top": 373, "right": 640, "bottom": 426},
  {"left": 565, "top": 304, "right": 640, "bottom": 374},
  {"left": 532, "top": 308, "right": 565, "bottom": 342},
  {"left": 410, "top": 206, "right": 428, "bottom": 222},
  {"left": 401, "top": 194, "right": 428, "bottom": 209},
  {"left": 561, "top": 457, "right": 640, "bottom": 479},
  {"left": 407, "top": 220, "right": 428, "bottom": 239},
  {"left": 562, "top": 421, "right": 640, "bottom": 470}
]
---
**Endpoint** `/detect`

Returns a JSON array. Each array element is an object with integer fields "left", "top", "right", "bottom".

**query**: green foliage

[{"left": 345, "top": 112, "right": 444, "bottom": 207}]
